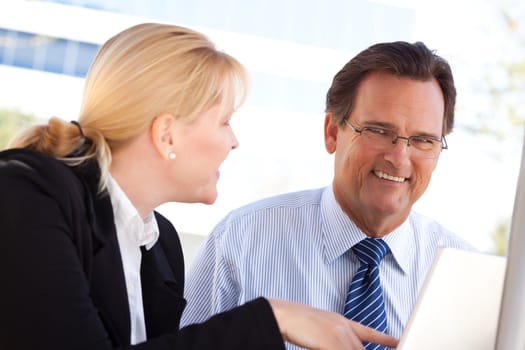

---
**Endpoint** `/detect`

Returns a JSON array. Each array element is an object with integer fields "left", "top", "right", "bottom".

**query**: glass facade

[
  {"left": 0, "top": 28, "right": 98, "bottom": 77},
  {"left": 0, "top": 0, "right": 413, "bottom": 112},
  {"left": 2, "top": 0, "right": 411, "bottom": 114},
  {"left": 38, "top": 0, "right": 412, "bottom": 52}
]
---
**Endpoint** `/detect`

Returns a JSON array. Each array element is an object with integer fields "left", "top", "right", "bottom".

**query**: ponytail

[{"left": 7, "top": 117, "right": 112, "bottom": 193}]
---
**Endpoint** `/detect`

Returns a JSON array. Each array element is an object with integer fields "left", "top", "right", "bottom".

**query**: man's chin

[{"left": 367, "top": 198, "right": 410, "bottom": 218}]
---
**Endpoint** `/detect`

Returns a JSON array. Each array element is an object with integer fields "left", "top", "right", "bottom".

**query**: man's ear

[
  {"left": 324, "top": 112, "right": 338, "bottom": 154},
  {"left": 150, "top": 113, "right": 177, "bottom": 160}
]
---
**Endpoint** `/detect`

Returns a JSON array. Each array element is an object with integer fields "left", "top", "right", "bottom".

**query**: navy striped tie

[{"left": 344, "top": 238, "right": 390, "bottom": 350}]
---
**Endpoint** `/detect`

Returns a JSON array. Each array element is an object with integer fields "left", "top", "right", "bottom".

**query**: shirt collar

[
  {"left": 320, "top": 184, "right": 411, "bottom": 274},
  {"left": 381, "top": 219, "right": 412, "bottom": 274},
  {"left": 107, "top": 175, "right": 159, "bottom": 250}
]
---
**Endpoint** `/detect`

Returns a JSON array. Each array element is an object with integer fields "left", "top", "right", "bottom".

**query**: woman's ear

[{"left": 151, "top": 113, "right": 177, "bottom": 160}]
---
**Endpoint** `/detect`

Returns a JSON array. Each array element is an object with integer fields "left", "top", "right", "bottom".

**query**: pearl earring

[{"left": 168, "top": 152, "right": 176, "bottom": 160}]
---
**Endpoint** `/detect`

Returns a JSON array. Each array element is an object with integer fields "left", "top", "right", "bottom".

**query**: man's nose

[
  {"left": 391, "top": 135, "right": 411, "bottom": 147},
  {"left": 384, "top": 137, "right": 411, "bottom": 167}
]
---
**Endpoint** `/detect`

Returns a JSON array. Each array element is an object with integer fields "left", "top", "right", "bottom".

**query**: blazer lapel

[
  {"left": 141, "top": 236, "right": 186, "bottom": 338},
  {"left": 89, "top": 191, "right": 132, "bottom": 346},
  {"left": 75, "top": 160, "right": 185, "bottom": 342}
]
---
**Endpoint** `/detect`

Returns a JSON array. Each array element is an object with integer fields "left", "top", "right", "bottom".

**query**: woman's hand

[{"left": 268, "top": 298, "right": 399, "bottom": 350}]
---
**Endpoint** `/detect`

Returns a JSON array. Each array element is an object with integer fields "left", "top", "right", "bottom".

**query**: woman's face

[{"left": 169, "top": 103, "right": 239, "bottom": 204}]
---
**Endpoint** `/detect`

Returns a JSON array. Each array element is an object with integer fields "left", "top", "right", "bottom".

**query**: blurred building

[{"left": 0, "top": 0, "right": 415, "bottom": 264}]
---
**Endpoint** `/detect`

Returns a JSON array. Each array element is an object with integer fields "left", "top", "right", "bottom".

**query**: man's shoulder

[
  {"left": 409, "top": 211, "right": 476, "bottom": 251},
  {"left": 209, "top": 187, "right": 326, "bottom": 238},
  {"left": 228, "top": 187, "right": 326, "bottom": 218}
]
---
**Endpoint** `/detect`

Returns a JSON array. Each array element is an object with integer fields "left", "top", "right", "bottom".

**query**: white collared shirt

[
  {"left": 107, "top": 175, "right": 159, "bottom": 345},
  {"left": 181, "top": 185, "right": 476, "bottom": 350}
]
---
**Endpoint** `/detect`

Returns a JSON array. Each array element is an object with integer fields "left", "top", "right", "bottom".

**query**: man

[{"left": 180, "top": 41, "right": 474, "bottom": 349}]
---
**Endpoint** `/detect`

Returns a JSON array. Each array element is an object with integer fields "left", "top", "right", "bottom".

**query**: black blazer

[{"left": 0, "top": 149, "right": 284, "bottom": 350}]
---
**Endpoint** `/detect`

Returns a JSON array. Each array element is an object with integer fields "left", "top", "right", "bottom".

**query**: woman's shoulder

[
  {"left": 0, "top": 148, "right": 86, "bottom": 202},
  {"left": 0, "top": 148, "right": 70, "bottom": 174}
]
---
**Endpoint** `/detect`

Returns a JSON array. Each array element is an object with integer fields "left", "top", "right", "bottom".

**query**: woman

[{"left": 0, "top": 23, "right": 397, "bottom": 350}]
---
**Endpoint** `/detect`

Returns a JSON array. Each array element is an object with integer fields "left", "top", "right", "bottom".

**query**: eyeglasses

[{"left": 345, "top": 119, "right": 447, "bottom": 159}]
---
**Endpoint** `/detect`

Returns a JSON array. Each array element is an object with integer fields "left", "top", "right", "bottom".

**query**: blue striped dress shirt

[{"left": 181, "top": 186, "right": 475, "bottom": 349}]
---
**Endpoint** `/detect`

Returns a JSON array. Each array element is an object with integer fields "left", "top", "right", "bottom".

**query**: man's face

[{"left": 324, "top": 72, "right": 445, "bottom": 235}]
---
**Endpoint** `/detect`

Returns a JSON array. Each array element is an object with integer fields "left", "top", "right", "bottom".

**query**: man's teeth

[{"left": 374, "top": 170, "right": 405, "bottom": 183}]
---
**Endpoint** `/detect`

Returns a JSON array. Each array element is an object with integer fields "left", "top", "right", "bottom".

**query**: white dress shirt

[
  {"left": 107, "top": 176, "right": 159, "bottom": 345},
  {"left": 181, "top": 185, "right": 476, "bottom": 350}
]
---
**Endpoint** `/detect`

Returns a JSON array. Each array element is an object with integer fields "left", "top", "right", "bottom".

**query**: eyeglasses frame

[{"left": 344, "top": 119, "right": 448, "bottom": 155}]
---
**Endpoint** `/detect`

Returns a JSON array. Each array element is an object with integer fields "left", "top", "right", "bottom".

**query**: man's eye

[
  {"left": 365, "top": 127, "right": 391, "bottom": 136},
  {"left": 411, "top": 136, "right": 437, "bottom": 145}
]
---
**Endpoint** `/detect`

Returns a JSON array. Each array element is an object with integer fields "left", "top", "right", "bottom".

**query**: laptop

[
  {"left": 398, "top": 130, "right": 525, "bottom": 350},
  {"left": 396, "top": 248, "right": 506, "bottom": 350},
  {"left": 494, "top": 132, "right": 525, "bottom": 349}
]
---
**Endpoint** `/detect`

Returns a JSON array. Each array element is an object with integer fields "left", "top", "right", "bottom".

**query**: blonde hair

[{"left": 8, "top": 22, "right": 249, "bottom": 192}]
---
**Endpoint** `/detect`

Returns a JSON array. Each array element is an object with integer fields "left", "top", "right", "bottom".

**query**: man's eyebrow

[
  {"left": 359, "top": 120, "right": 395, "bottom": 129},
  {"left": 360, "top": 120, "right": 442, "bottom": 138}
]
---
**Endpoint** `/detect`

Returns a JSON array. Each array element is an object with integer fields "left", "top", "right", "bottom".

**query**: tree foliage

[
  {"left": 483, "top": 5, "right": 524, "bottom": 256},
  {"left": 0, "top": 108, "right": 39, "bottom": 150},
  {"left": 482, "top": 7, "right": 524, "bottom": 136},
  {"left": 491, "top": 218, "right": 510, "bottom": 256}
]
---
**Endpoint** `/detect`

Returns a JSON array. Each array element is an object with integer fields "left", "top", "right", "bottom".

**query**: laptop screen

[
  {"left": 494, "top": 133, "right": 525, "bottom": 350},
  {"left": 396, "top": 248, "right": 506, "bottom": 350}
]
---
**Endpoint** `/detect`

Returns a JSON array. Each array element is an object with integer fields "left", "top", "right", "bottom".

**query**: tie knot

[{"left": 352, "top": 238, "right": 389, "bottom": 266}]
